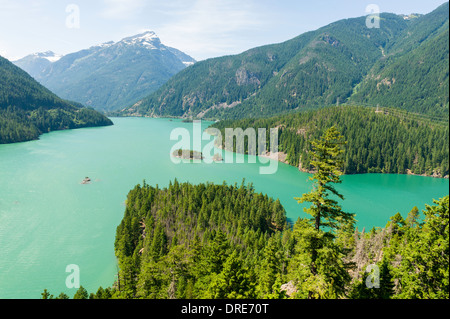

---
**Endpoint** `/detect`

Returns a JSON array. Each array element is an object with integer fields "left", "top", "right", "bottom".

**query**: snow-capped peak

[
  {"left": 99, "top": 41, "right": 115, "bottom": 48},
  {"left": 119, "top": 31, "right": 162, "bottom": 49},
  {"left": 133, "top": 31, "right": 159, "bottom": 42},
  {"left": 32, "top": 51, "right": 63, "bottom": 62}
]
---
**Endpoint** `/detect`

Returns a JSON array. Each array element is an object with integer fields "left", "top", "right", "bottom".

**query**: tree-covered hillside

[
  {"left": 113, "top": 180, "right": 287, "bottom": 299},
  {"left": 0, "top": 55, "right": 113, "bottom": 144},
  {"left": 43, "top": 181, "right": 449, "bottom": 300},
  {"left": 210, "top": 106, "right": 449, "bottom": 177},
  {"left": 350, "top": 3, "right": 449, "bottom": 117},
  {"left": 121, "top": 3, "right": 449, "bottom": 120}
]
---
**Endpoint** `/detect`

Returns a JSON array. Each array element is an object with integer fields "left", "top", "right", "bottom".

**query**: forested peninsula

[
  {"left": 211, "top": 106, "right": 449, "bottom": 178},
  {"left": 44, "top": 181, "right": 449, "bottom": 300},
  {"left": 0, "top": 55, "right": 113, "bottom": 144}
]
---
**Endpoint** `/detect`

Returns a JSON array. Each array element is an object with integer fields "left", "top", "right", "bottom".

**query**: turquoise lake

[{"left": 0, "top": 117, "right": 448, "bottom": 298}]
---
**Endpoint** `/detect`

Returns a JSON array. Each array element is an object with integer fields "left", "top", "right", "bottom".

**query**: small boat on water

[{"left": 81, "top": 177, "right": 91, "bottom": 184}]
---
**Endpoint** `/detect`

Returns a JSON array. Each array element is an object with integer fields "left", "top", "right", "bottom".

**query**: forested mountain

[
  {"left": 121, "top": 3, "right": 449, "bottom": 120},
  {"left": 43, "top": 180, "right": 449, "bottom": 299},
  {"left": 350, "top": 4, "right": 449, "bottom": 116},
  {"left": 13, "top": 31, "right": 196, "bottom": 112},
  {"left": 0, "top": 55, "right": 113, "bottom": 144},
  {"left": 210, "top": 106, "right": 449, "bottom": 177}
]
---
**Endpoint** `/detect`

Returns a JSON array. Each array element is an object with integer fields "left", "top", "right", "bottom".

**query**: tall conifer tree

[{"left": 292, "top": 126, "right": 355, "bottom": 298}]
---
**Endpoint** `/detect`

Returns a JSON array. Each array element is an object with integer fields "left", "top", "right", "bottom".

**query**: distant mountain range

[
  {"left": 0, "top": 55, "right": 112, "bottom": 144},
  {"left": 120, "top": 2, "right": 448, "bottom": 120},
  {"left": 13, "top": 31, "right": 196, "bottom": 112}
]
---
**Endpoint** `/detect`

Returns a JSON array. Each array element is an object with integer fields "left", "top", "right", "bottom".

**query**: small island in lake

[
  {"left": 172, "top": 149, "right": 204, "bottom": 160},
  {"left": 212, "top": 153, "right": 223, "bottom": 162}
]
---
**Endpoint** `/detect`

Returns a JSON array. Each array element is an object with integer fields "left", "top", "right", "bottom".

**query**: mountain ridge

[
  {"left": 13, "top": 31, "right": 196, "bottom": 112},
  {"left": 120, "top": 3, "right": 449, "bottom": 120}
]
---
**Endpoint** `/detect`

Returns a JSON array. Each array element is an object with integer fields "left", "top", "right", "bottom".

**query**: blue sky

[{"left": 0, "top": 0, "right": 448, "bottom": 61}]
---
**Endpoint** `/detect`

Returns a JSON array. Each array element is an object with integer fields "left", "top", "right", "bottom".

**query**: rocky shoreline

[
  {"left": 251, "top": 150, "right": 448, "bottom": 179},
  {"left": 172, "top": 149, "right": 204, "bottom": 160}
]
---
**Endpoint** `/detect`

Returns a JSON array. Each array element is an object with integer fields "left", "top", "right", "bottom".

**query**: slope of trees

[
  {"left": 211, "top": 106, "right": 449, "bottom": 177},
  {"left": 0, "top": 55, "right": 113, "bottom": 144},
  {"left": 350, "top": 20, "right": 449, "bottom": 117},
  {"left": 348, "top": 196, "right": 449, "bottom": 299},
  {"left": 0, "top": 106, "right": 113, "bottom": 144},
  {"left": 43, "top": 192, "right": 449, "bottom": 300},
  {"left": 113, "top": 180, "right": 287, "bottom": 299}
]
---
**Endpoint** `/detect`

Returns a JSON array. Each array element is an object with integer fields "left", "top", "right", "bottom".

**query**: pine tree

[
  {"left": 73, "top": 286, "right": 89, "bottom": 299},
  {"left": 41, "top": 289, "right": 53, "bottom": 299},
  {"left": 295, "top": 126, "right": 354, "bottom": 233},
  {"left": 207, "top": 250, "right": 255, "bottom": 299},
  {"left": 257, "top": 237, "right": 281, "bottom": 298},
  {"left": 207, "top": 230, "right": 230, "bottom": 274},
  {"left": 292, "top": 127, "right": 355, "bottom": 298},
  {"left": 56, "top": 292, "right": 70, "bottom": 299},
  {"left": 405, "top": 206, "right": 420, "bottom": 228},
  {"left": 395, "top": 196, "right": 449, "bottom": 298}
]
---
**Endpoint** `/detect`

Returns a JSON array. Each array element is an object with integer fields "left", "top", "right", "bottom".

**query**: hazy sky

[{"left": 0, "top": 0, "right": 448, "bottom": 61}]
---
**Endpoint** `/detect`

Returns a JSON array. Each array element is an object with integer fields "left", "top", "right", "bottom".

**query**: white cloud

[{"left": 156, "top": 0, "right": 266, "bottom": 60}]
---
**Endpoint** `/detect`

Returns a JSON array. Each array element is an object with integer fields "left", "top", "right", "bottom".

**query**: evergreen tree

[
  {"left": 395, "top": 196, "right": 449, "bottom": 299},
  {"left": 207, "top": 250, "right": 255, "bottom": 299},
  {"left": 56, "top": 292, "right": 70, "bottom": 299},
  {"left": 73, "top": 286, "right": 89, "bottom": 299},
  {"left": 257, "top": 237, "right": 282, "bottom": 298},
  {"left": 206, "top": 230, "right": 230, "bottom": 274},
  {"left": 41, "top": 289, "right": 53, "bottom": 300},
  {"left": 349, "top": 258, "right": 395, "bottom": 299},
  {"left": 295, "top": 126, "right": 354, "bottom": 232},
  {"left": 405, "top": 206, "right": 420, "bottom": 228},
  {"left": 292, "top": 127, "right": 354, "bottom": 298}
]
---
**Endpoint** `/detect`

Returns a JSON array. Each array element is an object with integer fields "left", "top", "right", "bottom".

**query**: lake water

[{"left": 0, "top": 117, "right": 448, "bottom": 299}]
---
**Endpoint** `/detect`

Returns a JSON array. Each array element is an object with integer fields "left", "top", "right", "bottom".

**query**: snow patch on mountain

[
  {"left": 30, "top": 51, "right": 63, "bottom": 62},
  {"left": 119, "top": 31, "right": 162, "bottom": 49}
]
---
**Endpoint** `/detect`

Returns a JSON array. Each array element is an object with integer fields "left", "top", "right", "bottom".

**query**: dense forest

[
  {"left": 0, "top": 55, "right": 113, "bottom": 144},
  {"left": 42, "top": 128, "right": 449, "bottom": 299},
  {"left": 210, "top": 106, "right": 449, "bottom": 177},
  {"left": 43, "top": 182, "right": 448, "bottom": 300},
  {"left": 0, "top": 106, "right": 114, "bottom": 144}
]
